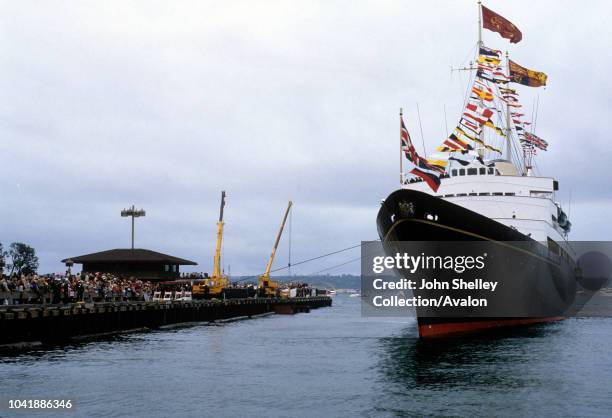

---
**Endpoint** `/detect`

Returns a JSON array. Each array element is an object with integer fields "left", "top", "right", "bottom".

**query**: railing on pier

[{"left": 0, "top": 290, "right": 146, "bottom": 306}]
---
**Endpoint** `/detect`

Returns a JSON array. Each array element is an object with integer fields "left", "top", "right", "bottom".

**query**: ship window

[
  {"left": 488, "top": 167, "right": 494, "bottom": 175},
  {"left": 459, "top": 169, "right": 465, "bottom": 176},
  {"left": 504, "top": 192, "right": 515, "bottom": 196},
  {"left": 457, "top": 193, "right": 467, "bottom": 197},
  {"left": 478, "top": 192, "right": 490, "bottom": 196},
  {"left": 530, "top": 190, "right": 552, "bottom": 198},
  {"left": 444, "top": 194, "right": 455, "bottom": 197},
  {"left": 469, "top": 193, "right": 477, "bottom": 196},
  {"left": 479, "top": 168, "right": 486, "bottom": 175},
  {"left": 492, "top": 192, "right": 503, "bottom": 196},
  {"left": 467, "top": 168, "right": 477, "bottom": 175},
  {"left": 451, "top": 169, "right": 457, "bottom": 176}
]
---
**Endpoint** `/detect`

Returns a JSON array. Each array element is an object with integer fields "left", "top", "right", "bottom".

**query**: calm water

[{"left": 1, "top": 295, "right": 612, "bottom": 417}]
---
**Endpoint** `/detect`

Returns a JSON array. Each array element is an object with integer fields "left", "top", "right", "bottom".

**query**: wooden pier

[{"left": 0, "top": 297, "right": 332, "bottom": 349}]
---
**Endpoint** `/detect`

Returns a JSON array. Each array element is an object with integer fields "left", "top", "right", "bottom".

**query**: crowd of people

[
  {"left": 281, "top": 282, "right": 316, "bottom": 297},
  {"left": 0, "top": 273, "right": 159, "bottom": 305},
  {"left": 0, "top": 272, "right": 316, "bottom": 305}
]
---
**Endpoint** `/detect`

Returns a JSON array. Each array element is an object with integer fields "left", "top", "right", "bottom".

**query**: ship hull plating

[{"left": 376, "top": 189, "right": 577, "bottom": 338}]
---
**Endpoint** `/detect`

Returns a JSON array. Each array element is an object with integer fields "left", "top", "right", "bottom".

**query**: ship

[{"left": 376, "top": 2, "right": 577, "bottom": 337}]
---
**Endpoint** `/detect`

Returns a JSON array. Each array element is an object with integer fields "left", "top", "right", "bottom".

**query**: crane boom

[
  {"left": 212, "top": 191, "right": 226, "bottom": 278},
  {"left": 263, "top": 201, "right": 293, "bottom": 277}
]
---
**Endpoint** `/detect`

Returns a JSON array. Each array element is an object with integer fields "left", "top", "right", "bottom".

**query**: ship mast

[
  {"left": 399, "top": 107, "right": 404, "bottom": 185},
  {"left": 504, "top": 50, "right": 512, "bottom": 163},
  {"left": 476, "top": 1, "right": 486, "bottom": 160},
  {"left": 477, "top": 1, "right": 482, "bottom": 46}
]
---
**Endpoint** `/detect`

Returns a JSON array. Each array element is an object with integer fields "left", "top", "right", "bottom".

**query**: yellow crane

[
  {"left": 193, "top": 191, "right": 230, "bottom": 299},
  {"left": 259, "top": 201, "right": 293, "bottom": 297}
]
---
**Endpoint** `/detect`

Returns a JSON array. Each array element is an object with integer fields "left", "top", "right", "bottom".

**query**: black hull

[{"left": 376, "top": 189, "right": 577, "bottom": 337}]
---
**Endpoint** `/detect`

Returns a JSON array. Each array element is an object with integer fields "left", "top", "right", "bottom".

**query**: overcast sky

[{"left": 1, "top": 0, "right": 611, "bottom": 275}]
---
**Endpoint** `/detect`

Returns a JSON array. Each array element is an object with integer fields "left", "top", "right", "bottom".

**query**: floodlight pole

[
  {"left": 131, "top": 212, "right": 135, "bottom": 249},
  {"left": 121, "top": 205, "right": 146, "bottom": 249}
]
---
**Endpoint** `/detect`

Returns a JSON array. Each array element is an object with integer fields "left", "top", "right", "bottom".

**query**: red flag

[
  {"left": 410, "top": 167, "right": 440, "bottom": 192},
  {"left": 463, "top": 103, "right": 494, "bottom": 125},
  {"left": 481, "top": 5, "right": 522, "bottom": 44}
]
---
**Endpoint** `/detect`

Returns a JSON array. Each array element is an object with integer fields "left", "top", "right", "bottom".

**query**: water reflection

[
  {"left": 370, "top": 322, "right": 581, "bottom": 416},
  {"left": 377, "top": 323, "right": 564, "bottom": 393}
]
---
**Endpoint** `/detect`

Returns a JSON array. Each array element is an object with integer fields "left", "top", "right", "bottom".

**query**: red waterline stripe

[{"left": 418, "top": 317, "right": 565, "bottom": 338}]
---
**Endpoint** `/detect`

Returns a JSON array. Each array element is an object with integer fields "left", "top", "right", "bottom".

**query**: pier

[{"left": 0, "top": 296, "right": 332, "bottom": 349}]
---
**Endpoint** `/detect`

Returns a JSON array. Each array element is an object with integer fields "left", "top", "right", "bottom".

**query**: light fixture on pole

[{"left": 121, "top": 205, "right": 146, "bottom": 249}]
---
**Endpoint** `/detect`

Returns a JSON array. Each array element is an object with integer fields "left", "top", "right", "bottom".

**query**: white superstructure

[{"left": 402, "top": 159, "right": 573, "bottom": 259}]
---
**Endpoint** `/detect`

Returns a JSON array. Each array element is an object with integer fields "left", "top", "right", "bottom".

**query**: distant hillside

[{"left": 304, "top": 275, "right": 360, "bottom": 290}]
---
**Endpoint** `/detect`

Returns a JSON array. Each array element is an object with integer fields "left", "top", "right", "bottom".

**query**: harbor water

[{"left": 1, "top": 294, "right": 612, "bottom": 417}]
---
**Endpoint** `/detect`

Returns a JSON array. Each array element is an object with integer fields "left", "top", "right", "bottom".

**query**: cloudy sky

[{"left": 1, "top": 0, "right": 611, "bottom": 275}]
